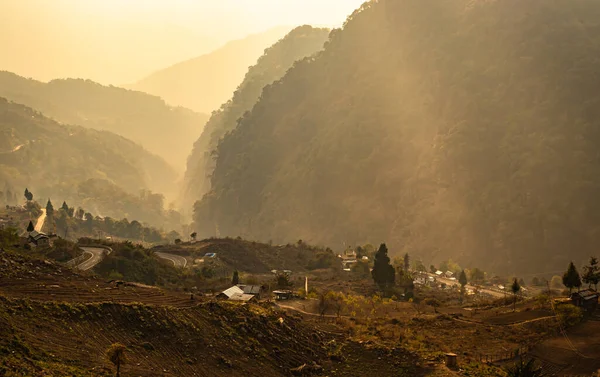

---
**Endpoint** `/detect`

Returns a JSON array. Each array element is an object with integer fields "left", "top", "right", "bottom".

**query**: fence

[{"left": 475, "top": 346, "right": 529, "bottom": 363}]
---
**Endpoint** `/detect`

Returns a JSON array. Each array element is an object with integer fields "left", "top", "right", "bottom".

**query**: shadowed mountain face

[
  {"left": 0, "top": 72, "right": 208, "bottom": 173},
  {"left": 193, "top": 0, "right": 600, "bottom": 274},
  {"left": 0, "top": 98, "right": 177, "bottom": 215},
  {"left": 128, "top": 27, "right": 291, "bottom": 114},
  {"left": 181, "top": 25, "right": 331, "bottom": 212}
]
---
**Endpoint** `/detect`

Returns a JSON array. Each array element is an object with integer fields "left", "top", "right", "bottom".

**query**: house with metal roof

[
  {"left": 216, "top": 285, "right": 244, "bottom": 300},
  {"left": 228, "top": 293, "right": 258, "bottom": 302},
  {"left": 27, "top": 230, "right": 50, "bottom": 247},
  {"left": 237, "top": 284, "right": 265, "bottom": 299},
  {"left": 570, "top": 289, "right": 599, "bottom": 312}
]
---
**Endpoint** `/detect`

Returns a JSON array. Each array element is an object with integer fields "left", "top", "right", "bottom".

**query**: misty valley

[{"left": 1, "top": 1, "right": 600, "bottom": 376}]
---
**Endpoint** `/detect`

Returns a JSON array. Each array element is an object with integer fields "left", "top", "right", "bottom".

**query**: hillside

[
  {"left": 0, "top": 243, "right": 420, "bottom": 377},
  {"left": 128, "top": 27, "right": 290, "bottom": 114},
  {"left": 0, "top": 72, "right": 208, "bottom": 171},
  {"left": 152, "top": 237, "right": 336, "bottom": 274},
  {"left": 181, "top": 25, "right": 330, "bottom": 211},
  {"left": 0, "top": 98, "right": 177, "bottom": 222},
  {"left": 193, "top": 0, "right": 600, "bottom": 275}
]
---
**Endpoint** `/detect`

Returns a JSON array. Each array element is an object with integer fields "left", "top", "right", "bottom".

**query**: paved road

[
  {"left": 155, "top": 252, "right": 188, "bottom": 268},
  {"left": 34, "top": 208, "right": 46, "bottom": 232},
  {"left": 76, "top": 247, "right": 108, "bottom": 271},
  {"left": 427, "top": 273, "right": 506, "bottom": 298}
]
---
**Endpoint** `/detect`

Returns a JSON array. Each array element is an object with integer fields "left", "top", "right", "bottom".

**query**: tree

[
  {"left": 76, "top": 207, "right": 85, "bottom": 220},
  {"left": 511, "top": 278, "right": 521, "bottom": 311},
  {"left": 61, "top": 201, "right": 69, "bottom": 211},
  {"left": 232, "top": 270, "right": 239, "bottom": 285},
  {"left": 582, "top": 256, "right": 600, "bottom": 290},
  {"left": 403, "top": 252, "right": 410, "bottom": 272},
  {"left": 174, "top": 238, "right": 182, "bottom": 245},
  {"left": 27, "top": 220, "right": 34, "bottom": 232},
  {"left": 430, "top": 265, "right": 436, "bottom": 273},
  {"left": 190, "top": 232, "right": 197, "bottom": 241},
  {"left": 351, "top": 259, "right": 370, "bottom": 277},
  {"left": 106, "top": 343, "right": 126, "bottom": 377},
  {"left": 414, "top": 259, "right": 426, "bottom": 272},
  {"left": 459, "top": 270, "right": 468, "bottom": 287},
  {"left": 506, "top": 357, "right": 545, "bottom": 377},
  {"left": 562, "top": 262, "right": 582, "bottom": 294},
  {"left": 318, "top": 291, "right": 331, "bottom": 318},
  {"left": 84, "top": 212, "right": 94, "bottom": 232},
  {"left": 531, "top": 276, "right": 541, "bottom": 286},
  {"left": 423, "top": 297, "right": 440, "bottom": 311},
  {"left": 458, "top": 270, "right": 468, "bottom": 302},
  {"left": 45, "top": 199, "right": 54, "bottom": 217},
  {"left": 24, "top": 188, "right": 33, "bottom": 201},
  {"left": 371, "top": 243, "right": 395, "bottom": 292},
  {"left": 550, "top": 275, "right": 564, "bottom": 289},
  {"left": 470, "top": 268, "right": 485, "bottom": 284},
  {"left": 275, "top": 273, "right": 293, "bottom": 289}
]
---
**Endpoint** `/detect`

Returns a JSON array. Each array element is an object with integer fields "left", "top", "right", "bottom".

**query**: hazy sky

[{"left": 0, "top": 0, "right": 365, "bottom": 85}]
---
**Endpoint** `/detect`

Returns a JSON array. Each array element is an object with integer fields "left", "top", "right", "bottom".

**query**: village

[{"left": 2, "top": 200, "right": 600, "bottom": 375}]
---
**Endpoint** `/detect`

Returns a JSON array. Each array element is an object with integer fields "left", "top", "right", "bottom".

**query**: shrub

[{"left": 555, "top": 303, "right": 583, "bottom": 327}]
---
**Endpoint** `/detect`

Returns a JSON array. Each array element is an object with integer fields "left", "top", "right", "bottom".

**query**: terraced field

[{"left": 0, "top": 249, "right": 422, "bottom": 376}]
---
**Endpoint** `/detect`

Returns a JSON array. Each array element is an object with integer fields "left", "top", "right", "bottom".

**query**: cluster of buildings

[{"left": 339, "top": 248, "right": 369, "bottom": 271}]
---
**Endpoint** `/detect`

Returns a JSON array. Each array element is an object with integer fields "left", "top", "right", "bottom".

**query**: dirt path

[
  {"left": 34, "top": 208, "right": 46, "bottom": 232},
  {"left": 155, "top": 252, "right": 188, "bottom": 268}
]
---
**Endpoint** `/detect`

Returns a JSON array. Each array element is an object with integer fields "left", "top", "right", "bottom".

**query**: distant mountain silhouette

[
  {"left": 0, "top": 71, "right": 208, "bottom": 172},
  {"left": 181, "top": 25, "right": 330, "bottom": 212},
  {"left": 128, "top": 27, "right": 290, "bottom": 114}
]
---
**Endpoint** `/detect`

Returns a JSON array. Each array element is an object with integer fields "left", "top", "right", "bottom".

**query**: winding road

[
  {"left": 76, "top": 247, "right": 109, "bottom": 271},
  {"left": 155, "top": 252, "right": 188, "bottom": 268},
  {"left": 34, "top": 208, "right": 46, "bottom": 232}
]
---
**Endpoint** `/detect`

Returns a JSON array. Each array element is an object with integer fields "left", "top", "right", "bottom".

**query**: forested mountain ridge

[
  {"left": 181, "top": 25, "right": 330, "bottom": 211},
  {"left": 0, "top": 98, "right": 177, "bottom": 225},
  {"left": 193, "top": 0, "right": 600, "bottom": 274},
  {"left": 0, "top": 71, "right": 208, "bottom": 172},
  {"left": 128, "top": 27, "right": 290, "bottom": 113}
]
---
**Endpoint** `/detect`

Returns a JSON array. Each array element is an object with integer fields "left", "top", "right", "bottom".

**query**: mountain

[
  {"left": 181, "top": 25, "right": 330, "bottom": 211},
  {"left": 128, "top": 27, "right": 291, "bottom": 113},
  {"left": 0, "top": 98, "right": 177, "bottom": 220},
  {"left": 0, "top": 71, "right": 208, "bottom": 172},
  {"left": 193, "top": 0, "right": 600, "bottom": 274}
]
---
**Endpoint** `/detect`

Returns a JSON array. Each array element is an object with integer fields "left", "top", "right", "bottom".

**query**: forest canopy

[{"left": 192, "top": 0, "right": 600, "bottom": 274}]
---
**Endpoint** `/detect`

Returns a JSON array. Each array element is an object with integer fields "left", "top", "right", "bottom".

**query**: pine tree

[
  {"left": 61, "top": 201, "right": 69, "bottom": 211},
  {"left": 562, "top": 261, "right": 582, "bottom": 294},
  {"left": 511, "top": 278, "right": 521, "bottom": 311},
  {"left": 403, "top": 252, "right": 410, "bottom": 272},
  {"left": 371, "top": 243, "right": 395, "bottom": 292},
  {"left": 46, "top": 199, "right": 54, "bottom": 216},
  {"left": 459, "top": 270, "right": 468, "bottom": 287},
  {"left": 582, "top": 256, "right": 600, "bottom": 291},
  {"left": 27, "top": 220, "right": 34, "bottom": 232},
  {"left": 24, "top": 188, "right": 30, "bottom": 201},
  {"left": 232, "top": 270, "right": 239, "bottom": 285}
]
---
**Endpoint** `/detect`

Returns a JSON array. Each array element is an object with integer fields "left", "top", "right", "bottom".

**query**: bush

[
  {"left": 306, "top": 251, "right": 337, "bottom": 270},
  {"left": 555, "top": 303, "right": 583, "bottom": 327},
  {"left": 351, "top": 260, "right": 370, "bottom": 277}
]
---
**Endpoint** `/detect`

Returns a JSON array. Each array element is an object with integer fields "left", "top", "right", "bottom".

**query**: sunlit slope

[
  {"left": 181, "top": 25, "right": 330, "bottom": 211},
  {"left": 0, "top": 98, "right": 176, "bottom": 206},
  {"left": 194, "top": 0, "right": 600, "bottom": 274},
  {"left": 0, "top": 71, "right": 207, "bottom": 172}
]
